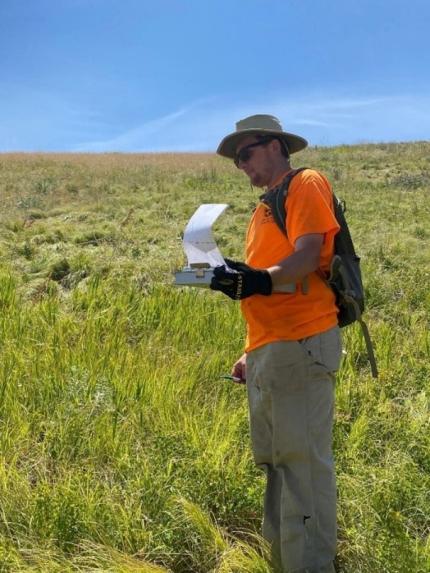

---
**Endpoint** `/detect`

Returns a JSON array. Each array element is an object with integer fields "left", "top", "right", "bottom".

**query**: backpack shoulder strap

[
  {"left": 332, "top": 196, "right": 358, "bottom": 256},
  {"left": 259, "top": 167, "right": 310, "bottom": 294},
  {"left": 260, "top": 167, "right": 308, "bottom": 237}
]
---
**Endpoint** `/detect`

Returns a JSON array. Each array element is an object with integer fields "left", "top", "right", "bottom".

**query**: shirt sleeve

[{"left": 286, "top": 171, "right": 340, "bottom": 246}]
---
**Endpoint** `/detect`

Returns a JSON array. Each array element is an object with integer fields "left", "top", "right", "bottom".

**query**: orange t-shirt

[{"left": 242, "top": 168, "right": 340, "bottom": 352}]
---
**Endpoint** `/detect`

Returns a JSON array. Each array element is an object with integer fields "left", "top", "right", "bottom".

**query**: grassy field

[{"left": 0, "top": 145, "right": 429, "bottom": 572}]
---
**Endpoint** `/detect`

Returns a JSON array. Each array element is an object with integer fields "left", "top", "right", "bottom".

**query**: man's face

[{"left": 234, "top": 136, "right": 276, "bottom": 187}]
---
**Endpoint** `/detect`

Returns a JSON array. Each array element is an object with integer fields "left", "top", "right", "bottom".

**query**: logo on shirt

[{"left": 261, "top": 206, "right": 274, "bottom": 225}]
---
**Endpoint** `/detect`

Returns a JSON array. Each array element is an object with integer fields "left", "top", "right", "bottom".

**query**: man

[{"left": 211, "top": 115, "right": 342, "bottom": 573}]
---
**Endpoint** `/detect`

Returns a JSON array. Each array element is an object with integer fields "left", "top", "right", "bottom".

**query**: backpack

[{"left": 261, "top": 167, "right": 378, "bottom": 378}]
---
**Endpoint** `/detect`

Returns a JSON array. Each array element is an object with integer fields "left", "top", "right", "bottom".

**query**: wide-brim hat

[{"left": 217, "top": 114, "right": 308, "bottom": 159}]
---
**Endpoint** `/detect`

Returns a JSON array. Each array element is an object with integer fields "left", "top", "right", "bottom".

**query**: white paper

[{"left": 183, "top": 204, "right": 228, "bottom": 268}]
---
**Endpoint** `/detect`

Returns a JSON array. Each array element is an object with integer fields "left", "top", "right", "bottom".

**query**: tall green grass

[{"left": 0, "top": 146, "right": 429, "bottom": 571}]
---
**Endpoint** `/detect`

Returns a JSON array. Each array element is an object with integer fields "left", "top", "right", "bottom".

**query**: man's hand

[
  {"left": 210, "top": 258, "right": 272, "bottom": 300},
  {"left": 231, "top": 353, "right": 247, "bottom": 384}
]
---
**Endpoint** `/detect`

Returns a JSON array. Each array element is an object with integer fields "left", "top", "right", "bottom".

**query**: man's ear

[
  {"left": 271, "top": 138, "right": 283, "bottom": 155},
  {"left": 269, "top": 138, "right": 278, "bottom": 150}
]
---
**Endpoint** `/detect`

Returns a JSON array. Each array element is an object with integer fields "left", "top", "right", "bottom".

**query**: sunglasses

[{"left": 234, "top": 137, "right": 274, "bottom": 167}]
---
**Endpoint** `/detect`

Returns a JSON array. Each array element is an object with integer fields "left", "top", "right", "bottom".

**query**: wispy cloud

[
  {"left": 287, "top": 118, "right": 334, "bottom": 128},
  {"left": 72, "top": 97, "right": 217, "bottom": 152},
  {"left": 76, "top": 107, "right": 189, "bottom": 151},
  {"left": 2, "top": 87, "right": 429, "bottom": 152},
  {"left": 74, "top": 92, "right": 430, "bottom": 152},
  {"left": 0, "top": 83, "right": 111, "bottom": 151}
]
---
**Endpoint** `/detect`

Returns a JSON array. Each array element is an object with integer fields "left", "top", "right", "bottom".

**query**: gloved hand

[{"left": 210, "top": 258, "right": 272, "bottom": 300}]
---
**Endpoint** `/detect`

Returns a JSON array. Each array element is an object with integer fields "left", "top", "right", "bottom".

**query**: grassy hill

[{"left": 0, "top": 144, "right": 429, "bottom": 572}]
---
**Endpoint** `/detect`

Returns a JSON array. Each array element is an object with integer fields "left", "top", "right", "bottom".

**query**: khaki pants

[{"left": 246, "top": 327, "right": 342, "bottom": 573}]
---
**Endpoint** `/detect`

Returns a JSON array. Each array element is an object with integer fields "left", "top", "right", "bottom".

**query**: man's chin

[{"left": 249, "top": 173, "right": 266, "bottom": 188}]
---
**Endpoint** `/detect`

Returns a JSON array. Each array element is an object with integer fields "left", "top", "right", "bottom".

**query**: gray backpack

[{"left": 260, "top": 168, "right": 378, "bottom": 378}]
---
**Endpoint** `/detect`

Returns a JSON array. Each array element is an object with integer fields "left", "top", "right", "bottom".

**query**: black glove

[{"left": 210, "top": 258, "right": 272, "bottom": 300}]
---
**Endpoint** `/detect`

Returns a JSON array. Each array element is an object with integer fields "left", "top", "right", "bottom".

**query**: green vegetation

[{"left": 0, "top": 145, "right": 429, "bottom": 572}]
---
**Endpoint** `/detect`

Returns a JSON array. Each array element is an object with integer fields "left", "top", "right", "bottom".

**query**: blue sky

[{"left": 1, "top": 0, "right": 429, "bottom": 152}]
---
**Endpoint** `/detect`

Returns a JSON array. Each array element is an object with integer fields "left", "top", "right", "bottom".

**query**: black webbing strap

[
  {"left": 259, "top": 168, "right": 310, "bottom": 294},
  {"left": 345, "top": 295, "right": 379, "bottom": 378},
  {"left": 260, "top": 167, "right": 308, "bottom": 239},
  {"left": 359, "top": 318, "right": 379, "bottom": 379}
]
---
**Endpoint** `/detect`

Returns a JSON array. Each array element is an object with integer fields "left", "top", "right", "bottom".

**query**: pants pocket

[{"left": 299, "top": 327, "right": 342, "bottom": 374}]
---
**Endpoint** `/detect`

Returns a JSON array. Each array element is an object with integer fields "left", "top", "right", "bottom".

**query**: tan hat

[{"left": 217, "top": 114, "right": 308, "bottom": 159}]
